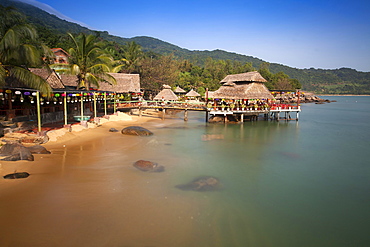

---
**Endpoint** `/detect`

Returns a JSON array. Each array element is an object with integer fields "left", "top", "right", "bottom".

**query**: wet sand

[{"left": 0, "top": 113, "right": 211, "bottom": 247}]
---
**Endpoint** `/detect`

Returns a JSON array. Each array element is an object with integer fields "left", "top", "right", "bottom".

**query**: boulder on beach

[
  {"left": 133, "top": 160, "right": 164, "bottom": 172},
  {"left": 175, "top": 176, "right": 222, "bottom": 192},
  {"left": 121, "top": 126, "right": 153, "bottom": 136},
  {"left": 3, "top": 172, "right": 30, "bottom": 179},
  {"left": 26, "top": 145, "right": 51, "bottom": 154},
  {"left": 0, "top": 143, "right": 34, "bottom": 161}
]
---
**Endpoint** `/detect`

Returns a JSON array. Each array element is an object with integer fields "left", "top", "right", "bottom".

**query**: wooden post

[
  {"left": 64, "top": 91, "right": 67, "bottom": 126},
  {"left": 205, "top": 110, "right": 209, "bottom": 122},
  {"left": 162, "top": 108, "right": 165, "bottom": 120},
  {"left": 241, "top": 114, "right": 244, "bottom": 122},
  {"left": 184, "top": 109, "right": 188, "bottom": 121},
  {"left": 104, "top": 92, "right": 107, "bottom": 116},
  {"left": 93, "top": 92, "right": 97, "bottom": 118},
  {"left": 36, "top": 91, "right": 42, "bottom": 133},
  {"left": 80, "top": 91, "right": 84, "bottom": 122},
  {"left": 139, "top": 106, "right": 142, "bottom": 117},
  {"left": 113, "top": 93, "right": 117, "bottom": 113}
]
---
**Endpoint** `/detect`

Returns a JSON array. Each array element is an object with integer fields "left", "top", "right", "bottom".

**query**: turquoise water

[{"left": 147, "top": 96, "right": 370, "bottom": 246}]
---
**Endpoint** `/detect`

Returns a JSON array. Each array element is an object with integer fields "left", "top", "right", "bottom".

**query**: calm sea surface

[
  {"left": 143, "top": 96, "right": 370, "bottom": 246},
  {"left": 2, "top": 96, "right": 369, "bottom": 247}
]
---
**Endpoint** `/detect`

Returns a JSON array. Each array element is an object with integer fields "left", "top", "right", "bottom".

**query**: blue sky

[{"left": 19, "top": 0, "right": 370, "bottom": 72}]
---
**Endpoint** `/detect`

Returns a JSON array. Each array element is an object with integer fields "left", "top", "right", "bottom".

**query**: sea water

[
  {"left": 142, "top": 96, "right": 370, "bottom": 246},
  {"left": 1, "top": 96, "right": 369, "bottom": 247}
]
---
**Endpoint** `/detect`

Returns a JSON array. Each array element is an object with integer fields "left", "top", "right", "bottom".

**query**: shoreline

[{"left": 0, "top": 111, "right": 204, "bottom": 246}]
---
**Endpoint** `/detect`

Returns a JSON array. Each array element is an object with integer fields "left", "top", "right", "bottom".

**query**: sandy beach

[{"left": 0, "top": 112, "right": 211, "bottom": 247}]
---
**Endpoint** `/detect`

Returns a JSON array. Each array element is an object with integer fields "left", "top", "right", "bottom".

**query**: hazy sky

[{"left": 19, "top": 0, "right": 370, "bottom": 72}]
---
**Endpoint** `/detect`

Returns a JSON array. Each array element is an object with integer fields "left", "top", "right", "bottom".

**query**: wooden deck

[{"left": 117, "top": 101, "right": 301, "bottom": 122}]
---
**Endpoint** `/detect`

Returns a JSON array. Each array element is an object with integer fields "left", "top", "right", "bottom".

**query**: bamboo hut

[
  {"left": 153, "top": 85, "right": 178, "bottom": 101},
  {"left": 185, "top": 89, "right": 201, "bottom": 102},
  {"left": 174, "top": 86, "right": 186, "bottom": 94},
  {"left": 212, "top": 71, "right": 274, "bottom": 100}
]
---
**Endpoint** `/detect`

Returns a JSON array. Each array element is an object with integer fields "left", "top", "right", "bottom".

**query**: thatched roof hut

[
  {"left": 174, "top": 86, "right": 186, "bottom": 94},
  {"left": 153, "top": 85, "right": 178, "bottom": 101},
  {"left": 212, "top": 71, "right": 274, "bottom": 100},
  {"left": 59, "top": 74, "right": 78, "bottom": 88},
  {"left": 185, "top": 89, "right": 200, "bottom": 97},
  {"left": 99, "top": 73, "right": 140, "bottom": 93},
  {"left": 221, "top": 71, "right": 267, "bottom": 84},
  {"left": 58, "top": 73, "right": 140, "bottom": 93},
  {"left": 6, "top": 68, "right": 65, "bottom": 89},
  {"left": 28, "top": 68, "right": 65, "bottom": 89}
]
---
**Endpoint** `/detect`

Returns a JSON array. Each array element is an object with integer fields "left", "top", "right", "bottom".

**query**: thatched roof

[
  {"left": 210, "top": 71, "right": 273, "bottom": 100},
  {"left": 153, "top": 85, "right": 178, "bottom": 101},
  {"left": 6, "top": 68, "right": 65, "bottom": 89},
  {"left": 28, "top": 68, "right": 65, "bottom": 89},
  {"left": 59, "top": 73, "right": 140, "bottom": 93},
  {"left": 185, "top": 89, "right": 200, "bottom": 97},
  {"left": 221, "top": 71, "right": 267, "bottom": 84},
  {"left": 98, "top": 73, "right": 140, "bottom": 93},
  {"left": 212, "top": 82, "right": 274, "bottom": 100},
  {"left": 174, "top": 86, "right": 186, "bottom": 93},
  {"left": 59, "top": 74, "right": 78, "bottom": 87}
]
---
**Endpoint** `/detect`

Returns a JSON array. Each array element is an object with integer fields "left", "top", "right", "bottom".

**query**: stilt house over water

[
  {"left": 207, "top": 71, "right": 301, "bottom": 122},
  {"left": 212, "top": 71, "right": 274, "bottom": 101}
]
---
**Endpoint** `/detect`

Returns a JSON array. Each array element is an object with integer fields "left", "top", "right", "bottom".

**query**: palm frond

[{"left": 10, "top": 66, "right": 52, "bottom": 96}]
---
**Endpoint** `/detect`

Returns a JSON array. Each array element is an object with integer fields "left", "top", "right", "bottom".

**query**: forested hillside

[{"left": 2, "top": 0, "right": 370, "bottom": 94}]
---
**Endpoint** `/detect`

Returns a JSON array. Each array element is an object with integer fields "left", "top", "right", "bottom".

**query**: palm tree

[
  {"left": 54, "top": 33, "right": 116, "bottom": 90},
  {"left": 0, "top": 5, "right": 52, "bottom": 95},
  {"left": 121, "top": 41, "right": 143, "bottom": 74}
]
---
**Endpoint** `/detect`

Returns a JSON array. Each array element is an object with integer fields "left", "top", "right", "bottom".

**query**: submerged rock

[
  {"left": 3, "top": 172, "right": 30, "bottom": 179},
  {"left": 133, "top": 160, "right": 164, "bottom": 172},
  {"left": 121, "top": 126, "right": 153, "bottom": 136},
  {"left": 175, "top": 176, "right": 221, "bottom": 192}
]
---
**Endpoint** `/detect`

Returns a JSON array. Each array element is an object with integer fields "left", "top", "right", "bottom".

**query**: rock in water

[
  {"left": 26, "top": 145, "right": 51, "bottom": 154},
  {"left": 133, "top": 160, "right": 164, "bottom": 172},
  {"left": 109, "top": 128, "right": 119, "bottom": 132},
  {"left": 3, "top": 172, "right": 30, "bottom": 179},
  {"left": 0, "top": 143, "right": 34, "bottom": 161},
  {"left": 175, "top": 176, "right": 221, "bottom": 191},
  {"left": 121, "top": 126, "right": 153, "bottom": 136}
]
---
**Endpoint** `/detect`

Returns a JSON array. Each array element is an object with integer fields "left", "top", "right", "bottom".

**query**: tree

[
  {"left": 53, "top": 33, "right": 116, "bottom": 90},
  {"left": 140, "top": 54, "right": 179, "bottom": 91},
  {"left": 0, "top": 5, "right": 52, "bottom": 95},
  {"left": 120, "top": 41, "right": 143, "bottom": 74}
]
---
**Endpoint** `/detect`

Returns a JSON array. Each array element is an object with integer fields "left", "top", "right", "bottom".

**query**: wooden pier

[{"left": 117, "top": 101, "right": 301, "bottom": 122}]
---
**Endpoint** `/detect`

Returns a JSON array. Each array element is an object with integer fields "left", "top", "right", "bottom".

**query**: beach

[{"left": 0, "top": 112, "right": 210, "bottom": 247}]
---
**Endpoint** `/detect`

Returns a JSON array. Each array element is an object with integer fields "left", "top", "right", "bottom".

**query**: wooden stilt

[
  {"left": 184, "top": 109, "right": 188, "bottom": 121},
  {"left": 162, "top": 108, "right": 165, "bottom": 120}
]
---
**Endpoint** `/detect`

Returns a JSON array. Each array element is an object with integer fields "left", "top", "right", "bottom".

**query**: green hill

[{"left": 2, "top": 0, "right": 370, "bottom": 94}]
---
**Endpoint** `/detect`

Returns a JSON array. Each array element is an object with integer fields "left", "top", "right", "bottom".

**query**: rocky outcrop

[
  {"left": 175, "top": 176, "right": 222, "bottom": 192},
  {"left": 121, "top": 126, "right": 153, "bottom": 136},
  {"left": 133, "top": 160, "right": 164, "bottom": 172}
]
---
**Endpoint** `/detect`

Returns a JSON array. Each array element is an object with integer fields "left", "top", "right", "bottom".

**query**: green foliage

[
  {"left": 3, "top": 0, "right": 370, "bottom": 94},
  {"left": 52, "top": 33, "right": 116, "bottom": 90},
  {"left": 0, "top": 4, "right": 52, "bottom": 95}
]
